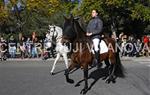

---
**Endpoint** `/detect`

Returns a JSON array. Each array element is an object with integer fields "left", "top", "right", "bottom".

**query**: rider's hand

[{"left": 86, "top": 32, "right": 92, "bottom": 36}]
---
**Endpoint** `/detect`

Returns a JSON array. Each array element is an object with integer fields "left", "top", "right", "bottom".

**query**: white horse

[{"left": 48, "top": 25, "right": 70, "bottom": 75}]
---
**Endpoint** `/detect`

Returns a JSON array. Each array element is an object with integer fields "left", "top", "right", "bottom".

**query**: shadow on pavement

[{"left": 75, "top": 68, "right": 117, "bottom": 94}]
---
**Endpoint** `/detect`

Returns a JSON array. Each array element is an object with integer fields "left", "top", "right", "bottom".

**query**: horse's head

[
  {"left": 49, "top": 25, "right": 56, "bottom": 33},
  {"left": 48, "top": 25, "right": 60, "bottom": 44},
  {"left": 63, "top": 15, "right": 76, "bottom": 42},
  {"left": 63, "top": 15, "right": 86, "bottom": 43}
]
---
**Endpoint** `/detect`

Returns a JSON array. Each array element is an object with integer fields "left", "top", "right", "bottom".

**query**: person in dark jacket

[{"left": 86, "top": 9, "right": 103, "bottom": 66}]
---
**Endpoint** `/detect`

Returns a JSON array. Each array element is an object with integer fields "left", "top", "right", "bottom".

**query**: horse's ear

[
  {"left": 48, "top": 25, "right": 51, "bottom": 29},
  {"left": 70, "top": 14, "right": 73, "bottom": 18},
  {"left": 69, "top": 14, "right": 74, "bottom": 21},
  {"left": 63, "top": 15, "right": 69, "bottom": 20}
]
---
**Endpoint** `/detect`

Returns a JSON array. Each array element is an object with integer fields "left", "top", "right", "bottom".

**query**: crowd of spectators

[
  {"left": 118, "top": 32, "right": 150, "bottom": 57},
  {"left": 0, "top": 32, "right": 56, "bottom": 61},
  {"left": 1, "top": 32, "right": 150, "bottom": 61}
]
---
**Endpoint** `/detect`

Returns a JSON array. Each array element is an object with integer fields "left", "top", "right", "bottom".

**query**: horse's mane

[
  {"left": 76, "top": 17, "right": 86, "bottom": 32},
  {"left": 73, "top": 18, "right": 86, "bottom": 38},
  {"left": 72, "top": 18, "right": 93, "bottom": 51},
  {"left": 73, "top": 17, "right": 92, "bottom": 41}
]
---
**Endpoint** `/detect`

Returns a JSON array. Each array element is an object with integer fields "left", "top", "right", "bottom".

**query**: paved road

[{"left": 0, "top": 58, "right": 150, "bottom": 95}]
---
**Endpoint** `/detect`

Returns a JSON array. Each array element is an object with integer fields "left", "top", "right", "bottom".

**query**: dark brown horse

[{"left": 62, "top": 15, "right": 125, "bottom": 94}]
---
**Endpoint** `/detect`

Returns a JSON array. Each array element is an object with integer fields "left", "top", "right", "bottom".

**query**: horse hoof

[
  {"left": 105, "top": 80, "right": 110, "bottom": 84},
  {"left": 80, "top": 88, "right": 88, "bottom": 94},
  {"left": 112, "top": 80, "right": 116, "bottom": 83},
  {"left": 64, "top": 72, "right": 68, "bottom": 75},
  {"left": 75, "top": 83, "right": 80, "bottom": 87},
  {"left": 102, "top": 77, "right": 107, "bottom": 80},
  {"left": 67, "top": 79, "right": 74, "bottom": 84},
  {"left": 105, "top": 78, "right": 111, "bottom": 84},
  {"left": 50, "top": 72, "right": 54, "bottom": 75}
]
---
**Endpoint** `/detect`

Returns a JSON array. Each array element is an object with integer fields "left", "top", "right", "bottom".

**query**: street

[{"left": 0, "top": 57, "right": 150, "bottom": 95}]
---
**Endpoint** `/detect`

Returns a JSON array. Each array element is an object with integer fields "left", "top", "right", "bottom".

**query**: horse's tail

[{"left": 114, "top": 46, "right": 125, "bottom": 78}]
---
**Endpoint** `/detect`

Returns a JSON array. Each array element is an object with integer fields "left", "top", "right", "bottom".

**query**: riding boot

[{"left": 95, "top": 50, "right": 102, "bottom": 68}]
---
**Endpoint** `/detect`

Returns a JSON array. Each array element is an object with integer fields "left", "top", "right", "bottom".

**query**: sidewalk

[
  {"left": 121, "top": 56, "right": 150, "bottom": 62},
  {"left": 3, "top": 56, "right": 150, "bottom": 62},
  {"left": 5, "top": 57, "right": 65, "bottom": 61}
]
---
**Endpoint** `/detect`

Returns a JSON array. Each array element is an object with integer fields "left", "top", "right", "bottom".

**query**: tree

[
  {"left": 0, "top": 0, "right": 65, "bottom": 38},
  {"left": 0, "top": 0, "right": 9, "bottom": 25},
  {"left": 72, "top": 0, "right": 150, "bottom": 37},
  {"left": 26, "top": 0, "right": 61, "bottom": 16}
]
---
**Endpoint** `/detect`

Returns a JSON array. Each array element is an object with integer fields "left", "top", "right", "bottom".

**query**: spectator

[
  {"left": 43, "top": 33, "right": 55, "bottom": 60},
  {"left": 119, "top": 32, "right": 124, "bottom": 41},
  {"left": 32, "top": 32, "right": 36, "bottom": 42},
  {"left": 31, "top": 37, "right": 38, "bottom": 58},
  {"left": 0, "top": 37, "right": 7, "bottom": 61},
  {"left": 34, "top": 38, "right": 42, "bottom": 58},
  {"left": 121, "top": 35, "right": 127, "bottom": 57},
  {"left": 8, "top": 35, "right": 16, "bottom": 58},
  {"left": 46, "top": 31, "right": 51, "bottom": 41},
  {"left": 26, "top": 37, "right": 32, "bottom": 58},
  {"left": 142, "top": 35, "right": 149, "bottom": 56},
  {"left": 136, "top": 38, "right": 142, "bottom": 57},
  {"left": 143, "top": 35, "right": 149, "bottom": 45},
  {"left": 31, "top": 43, "right": 38, "bottom": 58},
  {"left": 127, "top": 36, "right": 136, "bottom": 57},
  {"left": 19, "top": 42, "right": 26, "bottom": 59}
]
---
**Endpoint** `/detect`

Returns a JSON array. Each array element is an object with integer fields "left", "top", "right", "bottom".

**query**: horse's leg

[
  {"left": 105, "top": 56, "right": 116, "bottom": 83},
  {"left": 62, "top": 53, "right": 68, "bottom": 69},
  {"left": 81, "top": 65, "right": 88, "bottom": 94},
  {"left": 104, "top": 59, "right": 110, "bottom": 69},
  {"left": 64, "top": 60, "right": 75, "bottom": 75},
  {"left": 101, "top": 59, "right": 110, "bottom": 80},
  {"left": 50, "top": 53, "right": 60, "bottom": 75},
  {"left": 108, "top": 64, "right": 116, "bottom": 82},
  {"left": 65, "top": 60, "right": 76, "bottom": 84},
  {"left": 50, "top": 47, "right": 55, "bottom": 58}
]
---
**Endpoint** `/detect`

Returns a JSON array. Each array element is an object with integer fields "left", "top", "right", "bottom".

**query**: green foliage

[
  {"left": 72, "top": 0, "right": 150, "bottom": 36},
  {"left": 131, "top": 3, "right": 150, "bottom": 21},
  {"left": 26, "top": 0, "right": 61, "bottom": 16},
  {"left": 0, "top": 0, "right": 65, "bottom": 38},
  {"left": 1, "top": 0, "right": 150, "bottom": 39},
  {"left": 73, "top": 0, "right": 150, "bottom": 22},
  {"left": 0, "top": 2, "right": 9, "bottom": 25}
]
